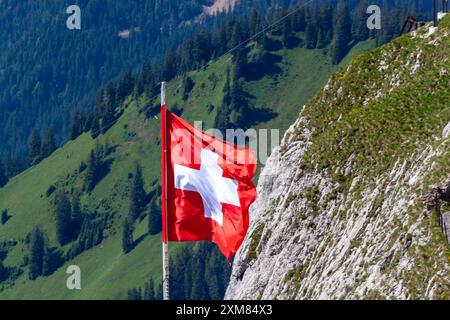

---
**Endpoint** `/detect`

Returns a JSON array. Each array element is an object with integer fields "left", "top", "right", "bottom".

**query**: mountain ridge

[{"left": 226, "top": 15, "right": 450, "bottom": 300}]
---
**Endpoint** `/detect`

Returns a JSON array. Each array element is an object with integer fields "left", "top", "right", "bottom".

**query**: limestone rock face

[{"left": 226, "top": 18, "right": 450, "bottom": 300}]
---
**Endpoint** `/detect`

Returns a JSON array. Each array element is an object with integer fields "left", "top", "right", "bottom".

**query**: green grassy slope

[{"left": 0, "top": 37, "right": 374, "bottom": 299}]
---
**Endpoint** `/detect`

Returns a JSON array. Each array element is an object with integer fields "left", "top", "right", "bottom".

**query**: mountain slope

[
  {"left": 226, "top": 16, "right": 450, "bottom": 300},
  {"left": 0, "top": 32, "right": 373, "bottom": 299}
]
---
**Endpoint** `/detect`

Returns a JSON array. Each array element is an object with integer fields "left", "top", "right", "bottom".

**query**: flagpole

[{"left": 161, "top": 81, "right": 170, "bottom": 300}]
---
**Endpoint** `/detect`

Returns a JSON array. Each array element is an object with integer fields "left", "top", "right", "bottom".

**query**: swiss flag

[{"left": 161, "top": 105, "right": 257, "bottom": 259}]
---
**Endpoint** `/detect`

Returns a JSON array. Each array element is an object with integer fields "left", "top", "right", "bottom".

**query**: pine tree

[
  {"left": 70, "top": 107, "right": 86, "bottom": 140},
  {"left": 0, "top": 160, "right": 6, "bottom": 187},
  {"left": 214, "top": 67, "right": 233, "bottom": 133},
  {"left": 29, "top": 226, "right": 45, "bottom": 280},
  {"left": 71, "top": 193, "right": 83, "bottom": 240},
  {"left": 90, "top": 116, "right": 100, "bottom": 139},
  {"left": 292, "top": 8, "right": 306, "bottom": 32},
  {"left": 42, "top": 246, "right": 51, "bottom": 277},
  {"left": 84, "top": 150, "right": 98, "bottom": 192},
  {"left": 191, "top": 255, "right": 209, "bottom": 300},
  {"left": 122, "top": 218, "right": 134, "bottom": 254},
  {"left": 282, "top": 12, "right": 293, "bottom": 48},
  {"left": 28, "top": 128, "right": 42, "bottom": 165},
  {"left": 41, "top": 128, "right": 56, "bottom": 158},
  {"left": 99, "top": 82, "right": 117, "bottom": 134},
  {"left": 148, "top": 196, "right": 162, "bottom": 235},
  {"left": 129, "top": 162, "right": 146, "bottom": 221},
  {"left": 316, "top": 4, "right": 333, "bottom": 49},
  {"left": 330, "top": 0, "right": 352, "bottom": 64},
  {"left": 305, "top": 6, "right": 318, "bottom": 49},
  {"left": 6, "top": 155, "right": 23, "bottom": 178},
  {"left": 182, "top": 76, "right": 195, "bottom": 101},
  {"left": 205, "top": 253, "right": 221, "bottom": 299},
  {"left": 144, "top": 279, "right": 155, "bottom": 300},
  {"left": 352, "top": 0, "right": 370, "bottom": 42},
  {"left": 162, "top": 48, "right": 177, "bottom": 80},
  {"left": 0, "top": 261, "right": 6, "bottom": 282},
  {"left": 116, "top": 72, "right": 134, "bottom": 103},
  {"left": 248, "top": 9, "right": 261, "bottom": 36},
  {"left": 127, "top": 288, "right": 142, "bottom": 300},
  {"left": 55, "top": 190, "right": 72, "bottom": 246}
]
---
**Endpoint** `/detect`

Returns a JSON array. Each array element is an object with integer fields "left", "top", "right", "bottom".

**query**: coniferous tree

[
  {"left": 148, "top": 197, "right": 162, "bottom": 235},
  {"left": 90, "top": 116, "right": 100, "bottom": 139},
  {"left": 6, "top": 155, "right": 23, "bottom": 179},
  {"left": 191, "top": 255, "right": 209, "bottom": 300},
  {"left": 214, "top": 67, "right": 233, "bottom": 133},
  {"left": 41, "top": 128, "right": 56, "bottom": 158},
  {"left": 84, "top": 150, "right": 98, "bottom": 192},
  {"left": 330, "top": 0, "right": 352, "bottom": 64},
  {"left": 0, "top": 160, "right": 6, "bottom": 187},
  {"left": 29, "top": 226, "right": 45, "bottom": 280},
  {"left": 129, "top": 162, "right": 146, "bottom": 222},
  {"left": 116, "top": 72, "right": 134, "bottom": 103},
  {"left": 305, "top": 6, "right": 318, "bottom": 49},
  {"left": 352, "top": 0, "right": 370, "bottom": 42},
  {"left": 70, "top": 107, "right": 86, "bottom": 140},
  {"left": 42, "top": 246, "right": 51, "bottom": 277},
  {"left": 229, "top": 79, "right": 251, "bottom": 129},
  {"left": 205, "top": 252, "right": 221, "bottom": 299},
  {"left": 122, "top": 217, "right": 134, "bottom": 254},
  {"left": 162, "top": 48, "right": 177, "bottom": 81},
  {"left": 282, "top": 11, "right": 293, "bottom": 47},
  {"left": 144, "top": 279, "right": 155, "bottom": 300},
  {"left": 71, "top": 193, "right": 83, "bottom": 240},
  {"left": 99, "top": 82, "right": 117, "bottom": 134},
  {"left": 0, "top": 261, "right": 6, "bottom": 282},
  {"left": 182, "top": 76, "right": 195, "bottom": 101},
  {"left": 28, "top": 128, "right": 42, "bottom": 165},
  {"left": 316, "top": 4, "right": 334, "bottom": 49},
  {"left": 55, "top": 190, "right": 72, "bottom": 246},
  {"left": 156, "top": 283, "right": 163, "bottom": 300},
  {"left": 127, "top": 287, "right": 142, "bottom": 300},
  {"left": 248, "top": 9, "right": 261, "bottom": 36},
  {"left": 292, "top": 8, "right": 306, "bottom": 32}
]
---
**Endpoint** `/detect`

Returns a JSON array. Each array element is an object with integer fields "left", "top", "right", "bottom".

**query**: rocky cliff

[{"left": 226, "top": 17, "right": 450, "bottom": 300}]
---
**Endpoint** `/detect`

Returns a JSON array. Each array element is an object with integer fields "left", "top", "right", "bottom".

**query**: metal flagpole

[{"left": 161, "top": 81, "right": 170, "bottom": 300}]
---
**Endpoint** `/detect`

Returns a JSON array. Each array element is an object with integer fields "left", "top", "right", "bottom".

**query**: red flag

[{"left": 161, "top": 105, "right": 257, "bottom": 259}]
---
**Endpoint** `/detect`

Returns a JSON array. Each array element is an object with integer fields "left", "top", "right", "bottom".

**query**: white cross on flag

[{"left": 161, "top": 106, "right": 257, "bottom": 259}]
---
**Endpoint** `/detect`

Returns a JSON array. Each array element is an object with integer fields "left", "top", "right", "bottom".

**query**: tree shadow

[
  {"left": 145, "top": 104, "right": 160, "bottom": 119},
  {"left": 243, "top": 53, "right": 283, "bottom": 82},
  {"left": 265, "top": 38, "right": 283, "bottom": 51},
  {"left": 285, "top": 36, "right": 303, "bottom": 49},
  {"left": 249, "top": 107, "right": 278, "bottom": 125},
  {"left": 144, "top": 184, "right": 161, "bottom": 207},
  {"left": 1, "top": 213, "right": 12, "bottom": 225},
  {"left": 90, "top": 158, "right": 113, "bottom": 191},
  {"left": 132, "top": 233, "right": 147, "bottom": 250},
  {"left": 43, "top": 247, "right": 65, "bottom": 277}
]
